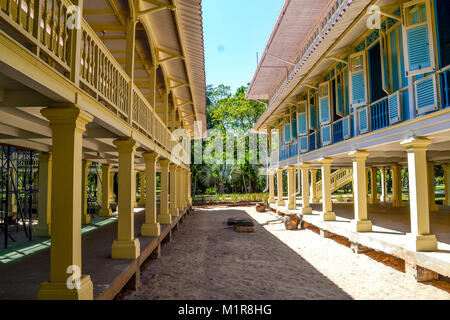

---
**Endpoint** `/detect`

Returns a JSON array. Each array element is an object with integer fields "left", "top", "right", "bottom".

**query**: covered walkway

[
  {"left": 0, "top": 205, "right": 191, "bottom": 300},
  {"left": 271, "top": 200, "right": 450, "bottom": 279},
  {"left": 121, "top": 206, "right": 449, "bottom": 300}
]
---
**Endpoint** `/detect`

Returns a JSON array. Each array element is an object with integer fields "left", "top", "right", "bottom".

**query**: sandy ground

[{"left": 122, "top": 206, "right": 450, "bottom": 300}]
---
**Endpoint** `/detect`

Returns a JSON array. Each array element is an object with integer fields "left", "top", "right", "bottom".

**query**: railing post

[
  {"left": 149, "top": 66, "right": 157, "bottom": 138},
  {"left": 125, "top": 17, "right": 137, "bottom": 124},
  {"left": 69, "top": 0, "right": 83, "bottom": 86}
]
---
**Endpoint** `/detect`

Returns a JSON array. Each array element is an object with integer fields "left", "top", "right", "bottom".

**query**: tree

[{"left": 191, "top": 84, "right": 267, "bottom": 195}]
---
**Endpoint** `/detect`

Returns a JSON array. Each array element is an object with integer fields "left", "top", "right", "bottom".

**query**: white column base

[
  {"left": 351, "top": 220, "right": 372, "bottom": 232},
  {"left": 405, "top": 233, "right": 438, "bottom": 252},
  {"left": 321, "top": 211, "right": 336, "bottom": 221}
]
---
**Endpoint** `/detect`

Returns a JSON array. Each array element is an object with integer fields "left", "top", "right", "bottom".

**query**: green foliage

[{"left": 191, "top": 83, "right": 268, "bottom": 196}]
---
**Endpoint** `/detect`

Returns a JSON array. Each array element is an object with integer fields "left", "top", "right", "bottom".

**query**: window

[
  {"left": 335, "top": 72, "right": 344, "bottom": 116},
  {"left": 309, "top": 91, "right": 318, "bottom": 130},
  {"left": 283, "top": 116, "right": 291, "bottom": 143},
  {"left": 380, "top": 31, "right": 392, "bottom": 94},
  {"left": 319, "top": 81, "right": 331, "bottom": 124},
  {"left": 349, "top": 52, "right": 368, "bottom": 107},
  {"left": 401, "top": 0, "right": 436, "bottom": 76},
  {"left": 297, "top": 101, "right": 308, "bottom": 136},
  {"left": 291, "top": 107, "right": 298, "bottom": 139}
]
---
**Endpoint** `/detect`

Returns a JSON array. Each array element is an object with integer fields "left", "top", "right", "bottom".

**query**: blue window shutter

[
  {"left": 359, "top": 107, "right": 369, "bottom": 133},
  {"left": 321, "top": 125, "right": 332, "bottom": 146},
  {"left": 297, "top": 113, "right": 307, "bottom": 136},
  {"left": 388, "top": 92, "right": 401, "bottom": 124},
  {"left": 291, "top": 118, "right": 298, "bottom": 139},
  {"left": 352, "top": 72, "right": 366, "bottom": 105},
  {"left": 309, "top": 105, "right": 317, "bottom": 129},
  {"left": 284, "top": 124, "right": 291, "bottom": 142},
  {"left": 406, "top": 25, "right": 431, "bottom": 72},
  {"left": 415, "top": 76, "right": 438, "bottom": 114},
  {"left": 320, "top": 97, "right": 330, "bottom": 124},
  {"left": 342, "top": 116, "right": 350, "bottom": 139},
  {"left": 300, "top": 136, "right": 308, "bottom": 152}
]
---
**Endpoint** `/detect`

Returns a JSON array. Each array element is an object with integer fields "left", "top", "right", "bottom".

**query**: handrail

[
  {"left": 316, "top": 168, "right": 352, "bottom": 198},
  {"left": 0, "top": 1, "right": 181, "bottom": 157}
]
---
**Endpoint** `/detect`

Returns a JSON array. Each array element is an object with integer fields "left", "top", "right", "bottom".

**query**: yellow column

[
  {"left": 391, "top": 164, "right": 405, "bottom": 207},
  {"left": 96, "top": 167, "right": 102, "bottom": 205},
  {"left": 349, "top": 150, "right": 372, "bottom": 232},
  {"left": 108, "top": 171, "right": 115, "bottom": 203},
  {"left": 268, "top": 170, "right": 275, "bottom": 203},
  {"left": 111, "top": 138, "right": 140, "bottom": 259},
  {"left": 369, "top": 167, "right": 379, "bottom": 204},
  {"left": 138, "top": 171, "right": 146, "bottom": 207},
  {"left": 287, "top": 166, "right": 296, "bottom": 210},
  {"left": 380, "top": 168, "right": 387, "bottom": 202},
  {"left": 188, "top": 171, "right": 192, "bottom": 205},
  {"left": 134, "top": 170, "right": 139, "bottom": 208},
  {"left": 320, "top": 157, "right": 336, "bottom": 221},
  {"left": 158, "top": 159, "right": 171, "bottom": 224},
  {"left": 277, "top": 168, "right": 285, "bottom": 206},
  {"left": 444, "top": 164, "right": 450, "bottom": 206},
  {"left": 427, "top": 162, "right": 439, "bottom": 212},
  {"left": 180, "top": 168, "right": 186, "bottom": 208},
  {"left": 38, "top": 106, "right": 93, "bottom": 300},
  {"left": 81, "top": 159, "right": 91, "bottom": 225},
  {"left": 401, "top": 137, "right": 437, "bottom": 252},
  {"left": 34, "top": 152, "right": 52, "bottom": 237},
  {"left": 169, "top": 164, "right": 179, "bottom": 217},
  {"left": 310, "top": 169, "right": 318, "bottom": 203},
  {"left": 99, "top": 164, "right": 112, "bottom": 217},
  {"left": 141, "top": 153, "right": 160, "bottom": 237},
  {"left": 177, "top": 167, "right": 183, "bottom": 212},
  {"left": 299, "top": 163, "right": 313, "bottom": 214},
  {"left": 184, "top": 169, "right": 188, "bottom": 207}
]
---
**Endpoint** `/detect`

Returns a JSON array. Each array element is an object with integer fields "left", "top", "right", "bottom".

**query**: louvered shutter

[
  {"left": 319, "top": 82, "right": 331, "bottom": 124},
  {"left": 388, "top": 92, "right": 402, "bottom": 124},
  {"left": 349, "top": 52, "right": 368, "bottom": 107},
  {"left": 414, "top": 75, "right": 438, "bottom": 114},
  {"left": 300, "top": 136, "right": 308, "bottom": 153},
  {"left": 321, "top": 125, "right": 332, "bottom": 146},
  {"left": 402, "top": 0, "right": 435, "bottom": 76},
  {"left": 358, "top": 107, "right": 369, "bottom": 134},
  {"left": 342, "top": 116, "right": 351, "bottom": 140}
]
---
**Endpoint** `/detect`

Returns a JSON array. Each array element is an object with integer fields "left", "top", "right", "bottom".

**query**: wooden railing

[
  {"left": 0, "top": 0, "right": 182, "bottom": 158},
  {"left": 0, "top": 0, "right": 73, "bottom": 75},
  {"left": 80, "top": 20, "right": 130, "bottom": 121},
  {"left": 316, "top": 168, "right": 352, "bottom": 199}
]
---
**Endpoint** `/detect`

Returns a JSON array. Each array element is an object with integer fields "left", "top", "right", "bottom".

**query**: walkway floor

[
  {"left": 0, "top": 205, "right": 184, "bottom": 300},
  {"left": 121, "top": 206, "right": 450, "bottom": 300},
  {"left": 271, "top": 199, "right": 450, "bottom": 278}
]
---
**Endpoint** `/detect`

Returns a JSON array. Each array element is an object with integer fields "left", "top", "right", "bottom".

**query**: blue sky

[{"left": 203, "top": 0, "right": 284, "bottom": 93}]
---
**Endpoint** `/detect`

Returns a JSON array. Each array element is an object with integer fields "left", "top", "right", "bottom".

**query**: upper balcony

[{"left": 0, "top": 0, "right": 206, "bottom": 164}]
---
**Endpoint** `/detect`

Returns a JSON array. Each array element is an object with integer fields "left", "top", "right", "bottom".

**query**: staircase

[{"left": 315, "top": 169, "right": 353, "bottom": 200}]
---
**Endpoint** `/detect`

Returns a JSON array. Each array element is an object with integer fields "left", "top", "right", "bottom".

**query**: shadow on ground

[{"left": 122, "top": 207, "right": 352, "bottom": 300}]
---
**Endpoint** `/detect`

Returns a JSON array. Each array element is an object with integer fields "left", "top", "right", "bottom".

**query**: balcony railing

[
  {"left": 0, "top": 0, "right": 180, "bottom": 157},
  {"left": 439, "top": 65, "right": 450, "bottom": 109},
  {"left": 369, "top": 96, "right": 389, "bottom": 132}
]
